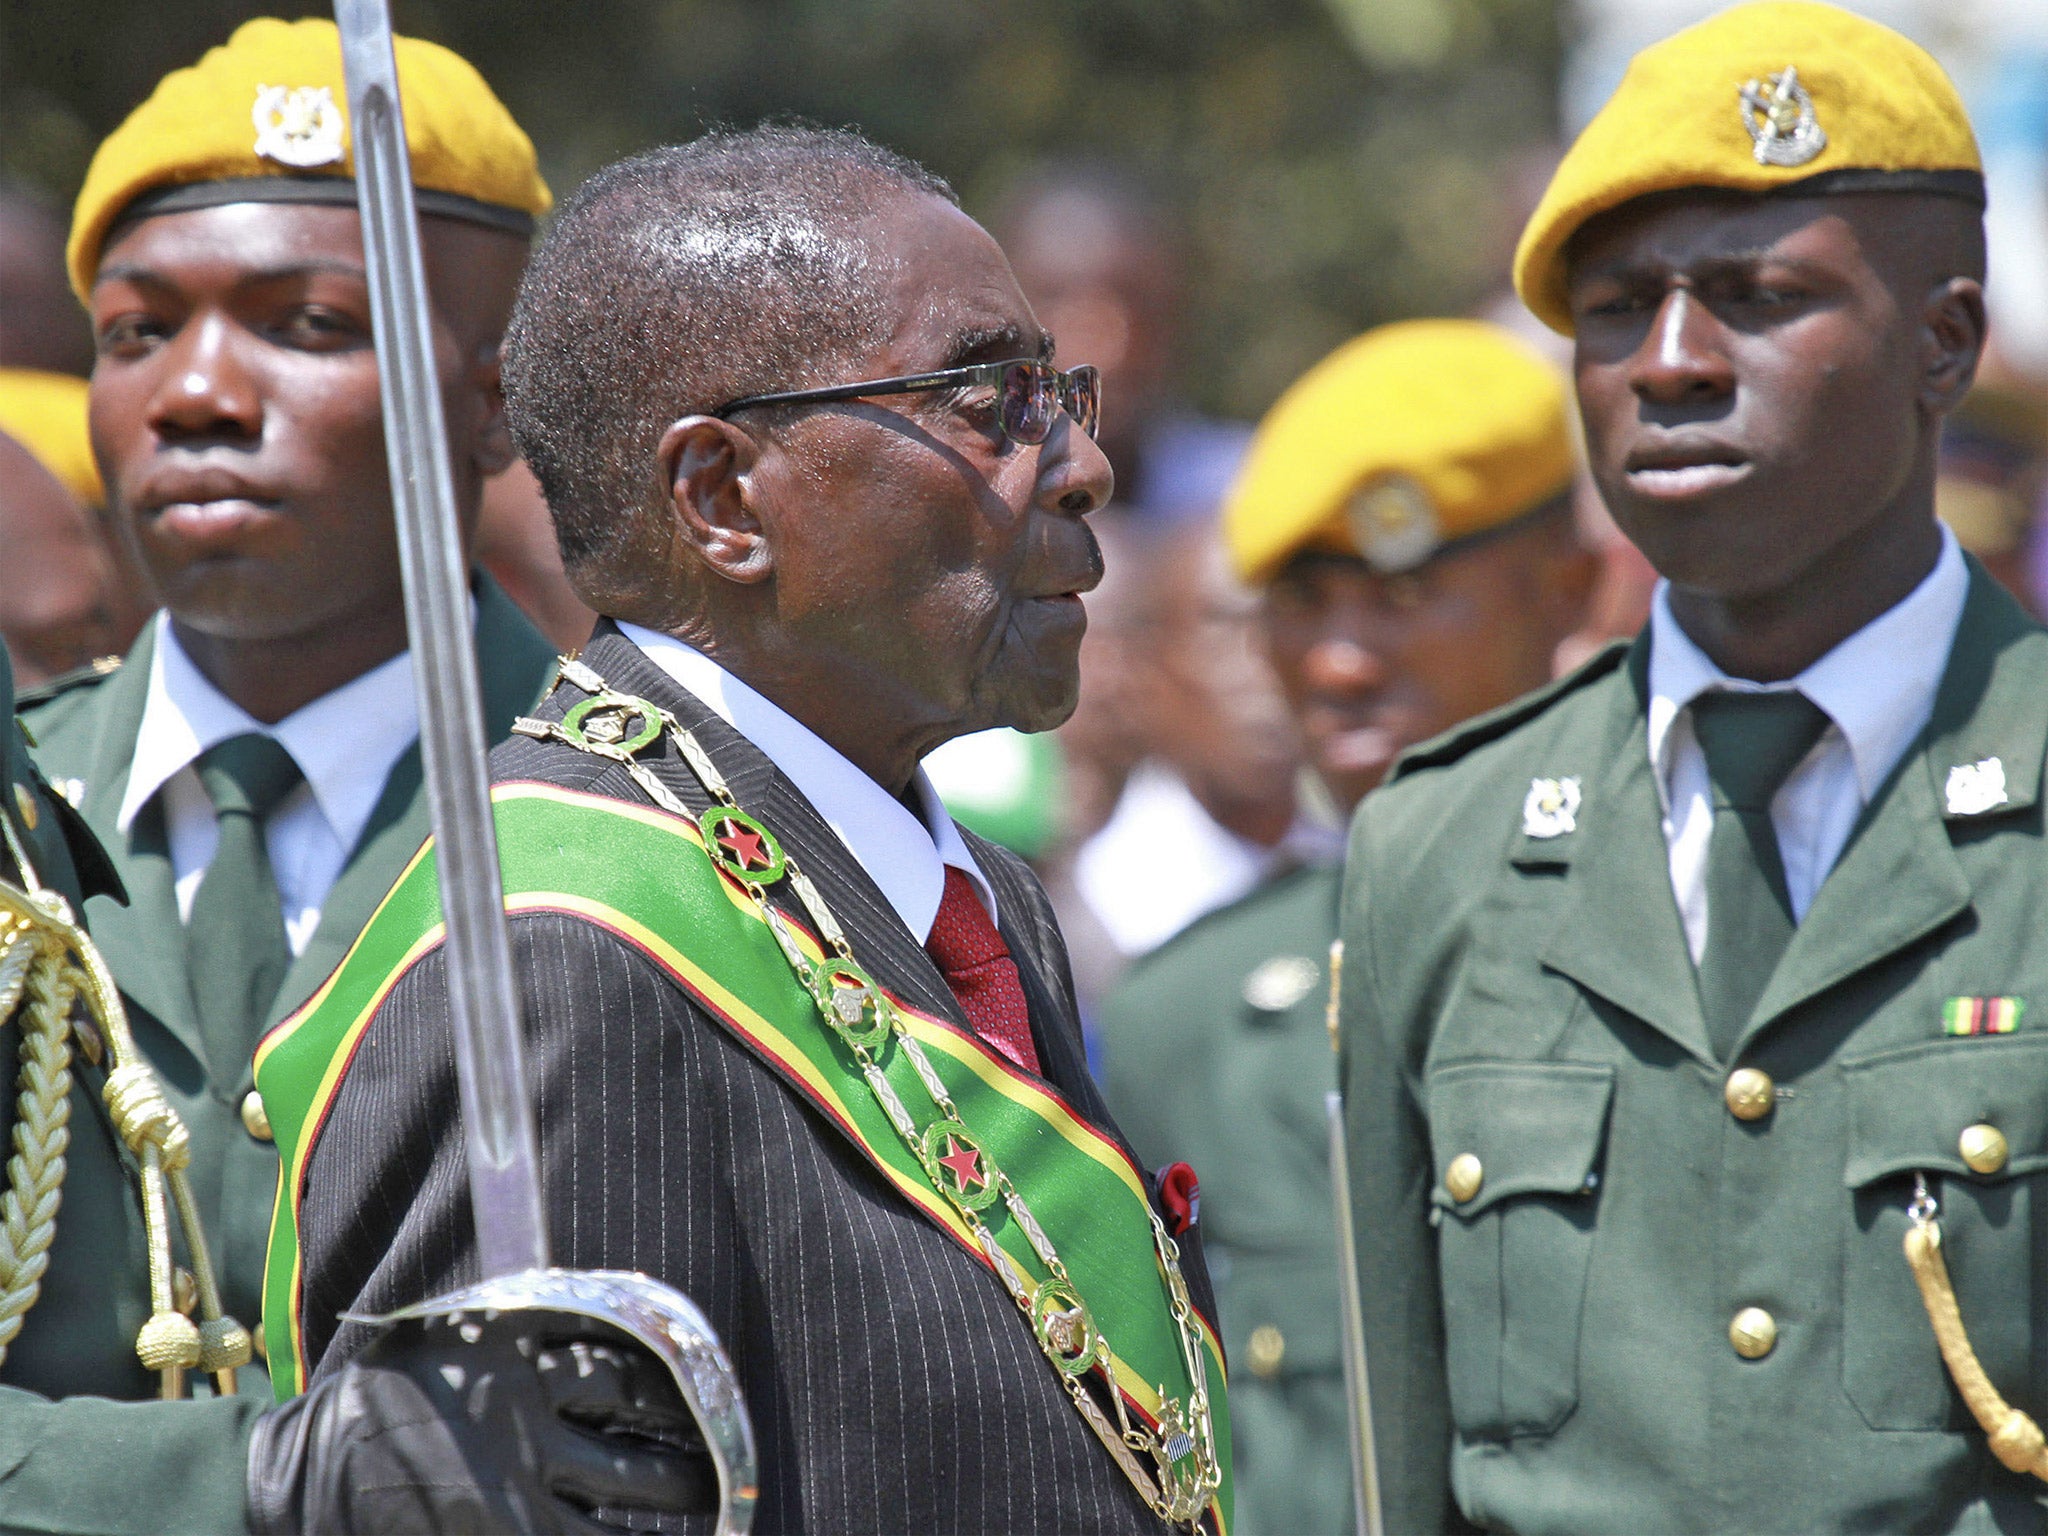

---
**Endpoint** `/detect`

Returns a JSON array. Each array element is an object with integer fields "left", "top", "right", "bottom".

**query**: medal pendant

[
  {"left": 810, "top": 959, "right": 894, "bottom": 1051},
  {"left": 1031, "top": 1279, "right": 1102, "bottom": 1376},
  {"left": 561, "top": 693, "right": 664, "bottom": 756},
  {"left": 700, "top": 806, "right": 788, "bottom": 884},
  {"left": 921, "top": 1118, "right": 1000, "bottom": 1213}
]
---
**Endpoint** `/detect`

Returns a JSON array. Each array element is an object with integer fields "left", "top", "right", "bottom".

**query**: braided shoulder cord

[
  {"left": 0, "top": 917, "right": 72, "bottom": 1367},
  {"left": 0, "top": 868, "right": 250, "bottom": 1397}
]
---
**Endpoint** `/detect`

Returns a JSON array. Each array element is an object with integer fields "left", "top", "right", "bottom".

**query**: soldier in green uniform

[
  {"left": 1339, "top": 4, "right": 2048, "bottom": 1530},
  {"left": 19, "top": 16, "right": 556, "bottom": 1388},
  {"left": 1098, "top": 318, "right": 1594, "bottom": 1534}
]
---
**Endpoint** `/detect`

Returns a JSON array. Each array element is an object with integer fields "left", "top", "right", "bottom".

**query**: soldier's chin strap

[
  {"left": 0, "top": 811, "right": 250, "bottom": 1398},
  {"left": 1904, "top": 1173, "right": 2048, "bottom": 1482}
]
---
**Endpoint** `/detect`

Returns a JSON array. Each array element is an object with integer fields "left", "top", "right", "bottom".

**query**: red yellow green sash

[{"left": 257, "top": 781, "right": 1231, "bottom": 1529}]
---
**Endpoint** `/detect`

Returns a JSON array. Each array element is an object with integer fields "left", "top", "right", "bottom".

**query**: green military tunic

[
  {"left": 1339, "top": 564, "right": 2048, "bottom": 1533},
  {"left": 19, "top": 576, "right": 554, "bottom": 1388},
  {"left": 0, "top": 644, "right": 262, "bottom": 1533},
  {"left": 1100, "top": 864, "right": 1354, "bottom": 1536}
]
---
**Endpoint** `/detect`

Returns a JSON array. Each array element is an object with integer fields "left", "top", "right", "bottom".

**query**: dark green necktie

[
  {"left": 186, "top": 733, "right": 304, "bottom": 1083},
  {"left": 1691, "top": 690, "right": 1831, "bottom": 1060}
]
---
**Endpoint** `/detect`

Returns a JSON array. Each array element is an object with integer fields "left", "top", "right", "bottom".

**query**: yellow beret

[
  {"left": 0, "top": 369, "right": 102, "bottom": 508},
  {"left": 69, "top": 16, "right": 550, "bottom": 299},
  {"left": 1222, "top": 319, "right": 1574, "bottom": 586},
  {"left": 1515, "top": 0, "right": 1981, "bottom": 335}
]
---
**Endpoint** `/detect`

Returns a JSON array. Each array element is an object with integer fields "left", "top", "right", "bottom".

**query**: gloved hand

[{"left": 245, "top": 1307, "right": 719, "bottom": 1534}]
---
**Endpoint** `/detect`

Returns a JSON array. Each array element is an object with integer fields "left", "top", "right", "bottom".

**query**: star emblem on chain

[
  {"left": 920, "top": 1119, "right": 999, "bottom": 1211},
  {"left": 937, "top": 1132, "right": 989, "bottom": 1194},
  {"left": 699, "top": 807, "right": 787, "bottom": 884},
  {"left": 717, "top": 822, "right": 771, "bottom": 871}
]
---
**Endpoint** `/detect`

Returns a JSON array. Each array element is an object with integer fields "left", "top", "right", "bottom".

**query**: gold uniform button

[
  {"left": 12, "top": 784, "right": 36, "bottom": 831},
  {"left": 1247, "top": 1324, "right": 1286, "bottom": 1379},
  {"left": 241, "top": 1090, "right": 273, "bottom": 1142},
  {"left": 1445, "top": 1153, "right": 1484, "bottom": 1204},
  {"left": 1729, "top": 1307, "right": 1777, "bottom": 1360},
  {"left": 1724, "top": 1068, "right": 1774, "bottom": 1122},
  {"left": 253, "top": 1322, "right": 267, "bottom": 1361},
  {"left": 1960, "top": 1123, "right": 2009, "bottom": 1175}
]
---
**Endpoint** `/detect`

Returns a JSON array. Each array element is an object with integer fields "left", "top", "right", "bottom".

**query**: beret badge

[
  {"left": 1739, "top": 66, "right": 1827, "bottom": 168},
  {"left": 1344, "top": 475, "right": 1440, "bottom": 576},
  {"left": 251, "top": 84, "right": 345, "bottom": 168}
]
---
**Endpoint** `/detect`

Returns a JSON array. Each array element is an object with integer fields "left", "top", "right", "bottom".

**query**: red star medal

[
  {"left": 718, "top": 822, "right": 770, "bottom": 871},
  {"left": 920, "top": 1118, "right": 998, "bottom": 1211},
  {"left": 937, "top": 1133, "right": 988, "bottom": 1195}
]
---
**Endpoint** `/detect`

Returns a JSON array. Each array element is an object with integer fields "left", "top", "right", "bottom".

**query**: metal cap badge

[
  {"left": 1739, "top": 65, "right": 1827, "bottom": 167},
  {"left": 252, "top": 83, "right": 346, "bottom": 167},
  {"left": 1345, "top": 475, "right": 1440, "bottom": 576}
]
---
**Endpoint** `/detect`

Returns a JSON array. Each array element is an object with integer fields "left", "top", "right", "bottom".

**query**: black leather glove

[{"left": 245, "top": 1307, "right": 719, "bottom": 1534}]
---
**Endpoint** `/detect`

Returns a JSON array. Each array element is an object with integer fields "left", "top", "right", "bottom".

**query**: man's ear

[
  {"left": 470, "top": 340, "right": 517, "bottom": 478},
  {"left": 657, "top": 416, "right": 774, "bottom": 585},
  {"left": 1921, "top": 276, "right": 1986, "bottom": 416}
]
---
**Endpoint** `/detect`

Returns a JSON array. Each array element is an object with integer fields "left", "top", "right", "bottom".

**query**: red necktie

[{"left": 925, "top": 866, "right": 1040, "bottom": 1074}]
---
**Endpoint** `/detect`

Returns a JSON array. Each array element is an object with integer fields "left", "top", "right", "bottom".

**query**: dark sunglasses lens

[
  {"left": 1000, "top": 362, "right": 1057, "bottom": 444},
  {"left": 1066, "top": 366, "right": 1101, "bottom": 440}
]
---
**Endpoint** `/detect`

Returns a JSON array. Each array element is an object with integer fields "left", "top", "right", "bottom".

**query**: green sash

[{"left": 257, "top": 780, "right": 1232, "bottom": 1528}]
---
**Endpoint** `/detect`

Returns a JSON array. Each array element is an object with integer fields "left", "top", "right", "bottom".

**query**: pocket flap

[
  {"left": 1425, "top": 1060, "right": 1614, "bottom": 1217},
  {"left": 1842, "top": 1033, "right": 2048, "bottom": 1188}
]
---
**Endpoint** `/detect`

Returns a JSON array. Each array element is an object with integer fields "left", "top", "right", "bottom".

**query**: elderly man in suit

[{"left": 260, "top": 125, "right": 1233, "bottom": 1534}]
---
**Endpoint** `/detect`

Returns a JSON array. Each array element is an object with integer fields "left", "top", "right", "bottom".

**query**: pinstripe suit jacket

[{"left": 295, "top": 625, "right": 1221, "bottom": 1534}]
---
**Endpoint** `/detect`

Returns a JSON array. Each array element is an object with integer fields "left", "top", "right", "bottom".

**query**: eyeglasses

[{"left": 714, "top": 358, "right": 1101, "bottom": 447}]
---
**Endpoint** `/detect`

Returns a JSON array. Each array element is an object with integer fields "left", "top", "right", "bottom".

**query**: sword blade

[
  {"left": 1329, "top": 1085, "right": 1385, "bottom": 1536},
  {"left": 334, "top": 0, "right": 548, "bottom": 1279}
]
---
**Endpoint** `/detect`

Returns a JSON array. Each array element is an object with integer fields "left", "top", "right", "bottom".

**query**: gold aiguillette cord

[{"left": 1903, "top": 1173, "right": 2048, "bottom": 1481}]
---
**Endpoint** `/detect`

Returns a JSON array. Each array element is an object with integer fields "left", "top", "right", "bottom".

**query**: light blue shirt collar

[{"left": 1648, "top": 523, "right": 1969, "bottom": 805}]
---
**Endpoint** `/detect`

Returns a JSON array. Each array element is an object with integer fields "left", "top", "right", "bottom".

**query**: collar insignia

[
  {"left": 252, "top": 84, "right": 346, "bottom": 168},
  {"left": 1243, "top": 954, "right": 1319, "bottom": 1013},
  {"left": 1344, "top": 475, "right": 1439, "bottom": 576},
  {"left": 1944, "top": 757, "right": 2008, "bottom": 817},
  {"left": 1522, "top": 776, "right": 1581, "bottom": 839},
  {"left": 1739, "top": 66, "right": 1827, "bottom": 168}
]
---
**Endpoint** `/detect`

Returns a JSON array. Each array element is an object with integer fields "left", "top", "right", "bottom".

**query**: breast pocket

[
  {"left": 1426, "top": 1060, "right": 1613, "bottom": 1439},
  {"left": 1840, "top": 1034, "right": 2048, "bottom": 1432}
]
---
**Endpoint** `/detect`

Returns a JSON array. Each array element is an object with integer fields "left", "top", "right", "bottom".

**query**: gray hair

[{"left": 501, "top": 125, "right": 957, "bottom": 587}]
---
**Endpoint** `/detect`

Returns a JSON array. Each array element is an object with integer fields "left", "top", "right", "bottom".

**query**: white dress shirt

[
  {"left": 117, "top": 614, "right": 423, "bottom": 955},
  {"left": 619, "top": 623, "right": 996, "bottom": 942},
  {"left": 1648, "top": 525, "right": 1968, "bottom": 962},
  {"left": 1072, "top": 761, "right": 1341, "bottom": 957}
]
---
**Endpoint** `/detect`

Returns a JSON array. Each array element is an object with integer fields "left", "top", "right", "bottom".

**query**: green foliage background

[{"left": 0, "top": 0, "right": 1560, "bottom": 420}]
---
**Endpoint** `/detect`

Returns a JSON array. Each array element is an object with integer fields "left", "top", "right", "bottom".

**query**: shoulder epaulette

[
  {"left": 14, "top": 654, "right": 122, "bottom": 711},
  {"left": 1387, "top": 637, "right": 1634, "bottom": 784}
]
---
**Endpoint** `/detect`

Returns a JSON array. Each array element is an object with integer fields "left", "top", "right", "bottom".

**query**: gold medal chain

[{"left": 524, "top": 664, "right": 1222, "bottom": 1527}]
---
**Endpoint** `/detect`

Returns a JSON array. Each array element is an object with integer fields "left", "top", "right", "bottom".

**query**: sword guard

[{"left": 350, "top": 1267, "right": 759, "bottom": 1534}]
